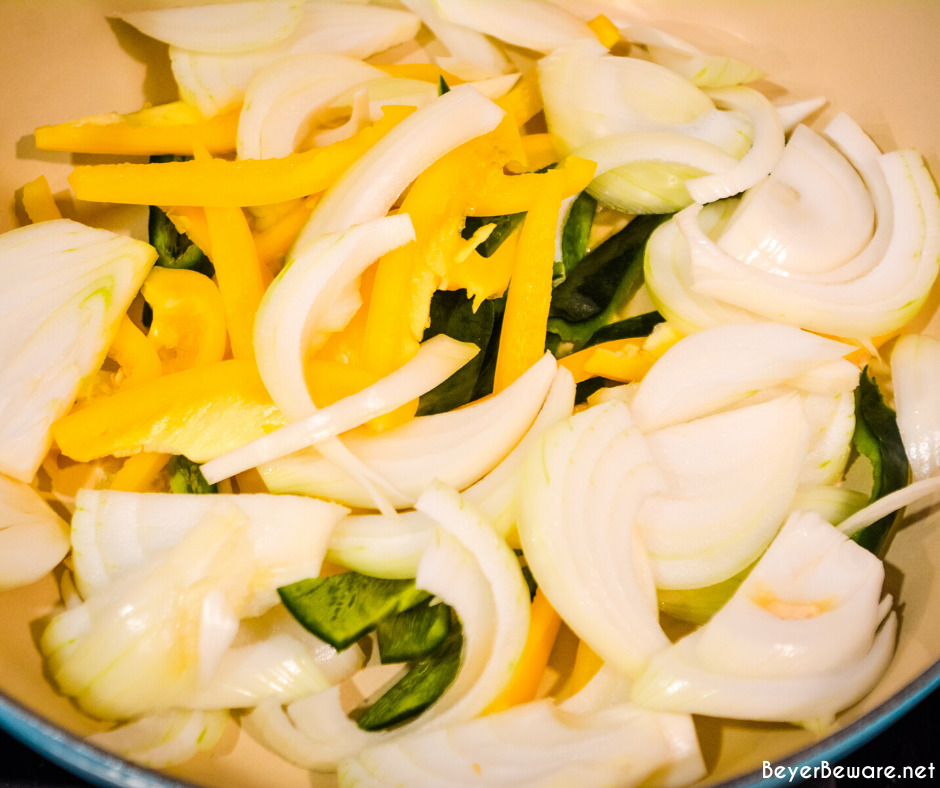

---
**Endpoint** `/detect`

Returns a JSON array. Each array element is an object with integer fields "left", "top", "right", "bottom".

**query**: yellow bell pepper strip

[
  {"left": 485, "top": 588, "right": 563, "bottom": 714},
  {"left": 141, "top": 267, "right": 227, "bottom": 374},
  {"left": 556, "top": 639, "right": 604, "bottom": 701},
  {"left": 162, "top": 205, "right": 212, "bottom": 259},
  {"left": 492, "top": 174, "right": 566, "bottom": 393},
  {"left": 252, "top": 195, "right": 319, "bottom": 280},
  {"left": 495, "top": 68, "right": 543, "bottom": 128},
  {"left": 52, "top": 359, "right": 285, "bottom": 463},
  {"left": 67, "top": 106, "right": 415, "bottom": 207},
  {"left": 363, "top": 117, "right": 528, "bottom": 377},
  {"left": 443, "top": 227, "right": 519, "bottom": 310},
  {"left": 108, "top": 452, "right": 173, "bottom": 492},
  {"left": 107, "top": 315, "right": 163, "bottom": 387},
  {"left": 20, "top": 175, "right": 62, "bottom": 222},
  {"left": 204, "top": 203, "right": 267, "bottom": 364},
  {"left": 518, "top": 134, "right": 558, "bottom": 173},
  {"left": 467, "top": 155, "right": 596, "bottom": 217},
  {"left": 35, "top": 101, "right": 240, "bottom": 156},
  {"left": 588, "top": 14, "right": 623, "bottom": 50}
]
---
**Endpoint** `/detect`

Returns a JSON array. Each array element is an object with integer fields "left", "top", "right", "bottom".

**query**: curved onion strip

[
  {"left": 237, "top": 54, "right": 384, "bottom": 160},
  {"left": 684, "top": 86, "right": 785, "bottom": 203},
  {"left": 0, "top": 219, "right": 156, "bottom": 482},
  {"left": 399, "top": 0, "right": 512, "bottom": 80},
  {"left": 340, "top": 695, "right": 703, "bottom": 788},
  {"left": 258, "top": 353, "right": 558, "bottom": 509},
  {"left": 798, "top": 386, "right": 857, "bottom": 486},
  {"left": 324, "top": 368, "right": 576, "bottom": 578},
  {"left": 789, "top": 485, "right": 869, "bottom": 526},
  {"left": 88, "top": 709, "right": 229, "bottom": 769},
  {"left": 632, "top": 511, "right": 894, "bottom": 724},
  {"left": 638, "top": 395, "right": 809, "bottom": 590},
  {"left": 311, "top": 86, "right": 371, "bottom": 148},
  {"left": 539, "top": 38, "right": 716, "bottom": 154},
  {"left": 295, "top": 85, "right": 505, "bottom": 243},
  {"left": 839, "top": 476, "right": 940, "bottom": 539},
  {"left": 254, "top": 214, "right": 415, "bottom": 420},
  {"left": 716, "top": 125, "right": 874, "bottom": 275},
  {"left": 776, "top": 96, "right": 827, "bottom": 133},
  {"left": 434, "top": 0, "right": 592, "bottom": 54},
  {"left": 518, "top": 399, "right": 670, "bottom": 676},
  {"left": 0, "top": 474, "right": 70, "bottom": 591},
  {"left": 184, "top": 633, "right": 334, "bottom": 710},
  {"left": 116, "top": 1, "right": 304, "bottom": 55},
  {"left": 891, "top": 333, "right": 940, "bottom": 480},
  {"left": 244, "top": 481, "right": 530, "bottom": 771},
  {"left": 70, "top": 490, "right": 347, "bottom": 611},
  {"left": 170, "top": 3, "right": 420, "bottom": 117},
  {"left": 629, "top": 322, "right": 854, "bottom": 432},
  {"left": 623, "top": 24, "right": 765, "bottom": 87},
  {"left": 202, "top": 335, "right": 477, "bottom": 484},
  {"left": 643, "top": 202, "right": 757, "bottom": 335},
  {"left": 686, "top": 151, "right": 940, "bottom": 339}
]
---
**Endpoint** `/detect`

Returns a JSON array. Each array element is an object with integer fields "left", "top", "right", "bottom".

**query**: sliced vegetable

[
  {"left": 0, "top": 473, "right": 71, "bottom": 591},
  {"left": 166, "top": 455, "right": 217, "bottom": 495},
  {"left": 0, "top": 219, "right": 156, "bottom": 482},
  {"left": 376, "top": 601, "right": 452, "bottom": 664},
  {"left": 890, "top": 333, "right": 940, "bottom": 480},
  {"left": 278, "top": 572, "right": 429, "bottom": 651},
  {"left": 149, "top": 203, "right": 213, "bottom": 277}
]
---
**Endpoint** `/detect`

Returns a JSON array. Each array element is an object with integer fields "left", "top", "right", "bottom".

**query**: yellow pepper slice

[
  {"left": 162, "top": 205, "right": 212, "bottom": 258},
  {"left": 107, "top": 315, "right": 163, "bottom": 387},
  {"left": 141, "top": 267, "right": 227, "bottom": 374},
  {"left": 485, "top": 589, "right": 562, "bottom": 714},
  {"left": 252, "top": 195, "right": 319, "bottom": 279},
  {"left": 53, "top": 359, "right": 285, "bottom": 463},
  {"left": 468, "top": 155, "right": 596, "bottom": 217},
  {"left": 492, "top": 174, "right": 565, "bottom": 393},
  {"left": 108, "top": 452, "right": 173, "bottom": 492},
  {"left": 443, "top": 228, "right": 519, "bottom": 310},
  {"left": 557, "top": 640, "right": 604, "bottom": 700},
  {"left": 588, "top": 14, "right": 623, "bottom": 49},
  {"left": 21, "top": 175, "right": 62, "bottom": 222},
  {"left": 495, "top": 69, "right": 543, "bottom": 128},
  {"left": 204, "top": 204, "right": 267, "bottom": 364},
  {"left": 518, "top": 134, "right": 558, "bottom": 172},
  {"left": 36, "top": 102, "right": 240, "bottom": 156},
  {"left": 68, "top": 106, "right": 414, "bottom": 207}
]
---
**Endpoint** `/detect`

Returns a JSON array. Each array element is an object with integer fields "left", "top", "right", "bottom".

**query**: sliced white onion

[
  {"left": 43, "top": 507, "right": 256, "bottom": 719},
  {"left": 116, "top": 1, "right": 304, "bottom": 54},
  {"left": 798, "top": 386, "right": 857, "bottom": 486},
  {"left": 0, "top": 219, "right": 156, "bottom": 482},
  {"left": 0, "top": 474, "right": 70, "bottom": 590},
  {"left": 399, "top": 0, "right": 513, "bottom": 81},
  {"left": 775, "top": 96, "right": 827, "bottom": 133},
  {"left": 638, "top": 395, "right": 809, "bottom": 590},
  {"left": 434, "top": 0, "right": 592, "bottom": 54},
  {"left": 203, "top": 335, "right": 477, "bottom": 484},
  {"left": 838, "top": 476, "right": 940, "bottom": 539},
  {"left": 237, "top": 53, "right": 384, "bottom": 160},
  {"left": 643, "top": 202, "right": 757, "bottom": 335},
  {"left": 254, "top": 213, "right": 415, "bottom": 419},
  {"left": 717, "top": 125, "right": 874, "bottom": 275},
  {"left": 789, "top": 485, "right": 868, "bottom": 527},
  {"left": 518, "top": 399, "right": 670, "bottom": 677},
  {"left": 623, "top": 24, "right": 765, "bottom": 87},
  {"left": 684, "top": 86, "right": 785, "bottom": 203},
  {"left": 573, "top": 131, "right": 739, "bottom": 215},
  {"left": 632, "top": 511, "right": 894, "bottom": 724},
  {"left": 88, "top": 708, "right": 229, "bottom": 769},
  {"left": 340, "top": 695, "right": 704, "bottom": 788},
  {"left": 324, "top": 368, "right": 576, "bottom": 578},
  {"left": 687, "top": 149, "right": 940, "bottom": 339},
  {"left": 539, "top": 38, "right": 716, "bottom": 155},
  {"left": 185, "top": 633, "right": 333, "bottom": 710},
  {"left": 295, "top": 84, "right": 505, "bottom": 242},
  {"left": 70, "top": 489, "right": 347, "bottom": 613},
  {"left": 170, "top": 2, "right": 421, "bottom": 117},
  {"left": 629, "top": 322, "right": 854, "bottom": 432},
  {"left": 244, "top": 481, "right": 530, "bottom": 770},
  {"left": 891, "top": 333, "right": 940, "bottom": 480},
  {"left": 259, "top": 353, "right": 558, "bottom": 509},
  {"left": 328, "top": 76, "right": 440, "bottom": 123}
]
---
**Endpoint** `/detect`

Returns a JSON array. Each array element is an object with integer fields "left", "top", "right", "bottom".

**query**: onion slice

[
  {"left": 632, "top": 511, "right": 895, "bottom": 725},
  {"left": 259, "top": 353, "right": 558, "bottom": 509},
  {"left": 201, "top": 334, "right": 478, "bottom": 483},
  {"left": 890, "top": 333, "right": 940, "bottom": 480},
  {"left": 518, "top": 399, "right": 670, "bottom": 676}
]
